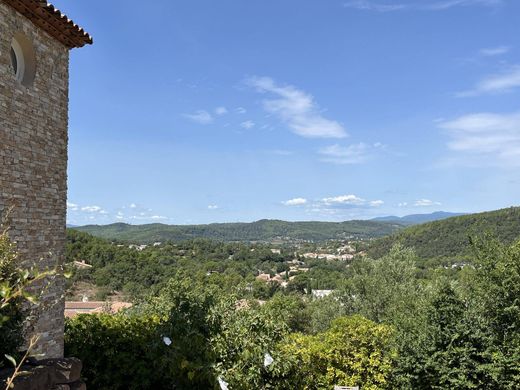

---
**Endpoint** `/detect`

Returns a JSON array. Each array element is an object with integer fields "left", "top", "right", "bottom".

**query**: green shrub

[
  {"left": 0, "top": 226, "right": 24, "bottom": 367},
  {"left": 281, "top": 316, "right": 397, "bottom": 390},
  {"left": 65, "top": 314, "right": 167, "bottom": 390}
]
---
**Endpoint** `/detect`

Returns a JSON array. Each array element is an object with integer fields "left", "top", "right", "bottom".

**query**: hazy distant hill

[
  {"left": 72, "top": 219, "right": 404, "bottom": 243},
  {"left": 371, "top": 211, "right": 466, "bottom": 225},
  {"left": 368, "top": 207, "right": 520, "bottom": 262}
]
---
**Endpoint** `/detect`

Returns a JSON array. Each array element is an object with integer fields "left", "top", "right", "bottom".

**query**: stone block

[
  {"left": 10, "top": 365, "right": 53, "bottom": 390},
  {"left": 38, "top": 357, "right": 82, "bottom": 384}
]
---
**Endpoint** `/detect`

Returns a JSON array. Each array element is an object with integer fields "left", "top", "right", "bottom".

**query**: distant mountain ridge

[
  {"left": 368, "top": 207, "right": 520, "bottom": 262},
  {"left": 372, "top": 211, "right": 466, "bottom": 225},
  {"left": 71, "top": 219, "right": 404, "bottom": 243}
]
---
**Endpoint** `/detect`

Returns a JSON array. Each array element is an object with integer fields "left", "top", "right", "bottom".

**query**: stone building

[{"left": 0, "top": 0, "right": 92, "bottom": 358}]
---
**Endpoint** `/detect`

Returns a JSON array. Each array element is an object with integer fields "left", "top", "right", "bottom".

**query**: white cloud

[
  {"left": 215, "top": 106, "right": 228, "bottom": 115},
  {"left": 414, "top": 199, "right": 442, "bottom": 207},
  {"left": 457, "top": 66, "right": 520, "bottom": 97},
  {"left": 344, "top": 0, "right": 503, "bottom": 12},
  {"left": 282, "top": 198, "right": 308, "bottom": 206},
  {"left": 479, "top": 45, "right": 510, "bottom": 57},
  {"left": 184, "top": 110, "right": 214, "bottom": 125},
  {"left": 150, "top": 215, "right": 167, "bottom": 220},
  {"left": 236, "top": 107, "right": 247, "bottom": 114},
  {"left": 67, "top": 202, "right": 79, "bottom": 211},
  {"left": 439, "top": 111, "right": 520, "bottom": 166},
  {"left": 208, "top": 205, "right": 219, "bottom": 210},
  {"left": 247, "top": 76, "right": 347, "bottom": 139},
  {"left": 322, "top": 194, "right": 365, "bottom": 205},
  {"left": 398, "top": 202, "right": 408, "bottom": 207},
  {"left": 308, "top": 194, "right": 386, "bottom": 216},
  {"left": 130, "top": 203, "right": 137, "bottom": 209},
  {"left": 240, "top": 120, "right": 255, "bottom": 129},
  {"left": 81, "top": 205, "right": 103, "bottom": 213},
  {"left": 343, "top": 0, "right": 406, "bottom": 12},
  {"left": 319, "top": 142, "right": 384, "bottom": 164}
]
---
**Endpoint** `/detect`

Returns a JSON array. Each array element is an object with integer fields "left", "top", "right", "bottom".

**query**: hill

[
  {"left": 371, "top": 211, "right": 466, "bottom": 225},
  {"left": 368, "top": 207, "right": 520, "bottom": 262},
  {"left": 72, "top": 219, "right": 404, "bottom": 243}
]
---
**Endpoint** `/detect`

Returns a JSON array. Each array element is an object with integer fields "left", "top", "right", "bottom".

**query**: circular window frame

[{"left": 10, "top": 33, "right": 36, "bottom": 87}]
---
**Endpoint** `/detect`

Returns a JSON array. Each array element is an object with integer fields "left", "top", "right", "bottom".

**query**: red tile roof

[{"left": 3, "top": 0, "right": 93, "bottom": 48}]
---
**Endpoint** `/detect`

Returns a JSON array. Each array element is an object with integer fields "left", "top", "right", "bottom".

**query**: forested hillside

[
  {"left": 73, "top": 219, "right": 403, "bottom": 243},
  {"left": 372, "top": 211, "right": 465, "bottom": 225},
  {"left": 368, "top": 207, "right": 520, "bottom": 262}
]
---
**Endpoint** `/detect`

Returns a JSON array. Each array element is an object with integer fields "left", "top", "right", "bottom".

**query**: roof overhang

[{"left": 3, "top": 0, "right": 93, "bottom": 49}]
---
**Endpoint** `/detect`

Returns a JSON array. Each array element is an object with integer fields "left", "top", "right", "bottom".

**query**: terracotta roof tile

[{"left": 3, "top": 0, "right": 92, "bottom": 48}]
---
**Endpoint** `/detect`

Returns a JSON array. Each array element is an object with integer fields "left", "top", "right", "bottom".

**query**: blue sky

[{"left": 55, "top": 0, "right": 520, "bottom": 225}]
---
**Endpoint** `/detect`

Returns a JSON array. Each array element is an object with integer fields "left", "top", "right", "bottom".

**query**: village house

[
  {"left": 0, "top": 0, "right": 91, "bottom": 358},
  {"left": 64, "top": 301, "right": 132, "bottom": 318}
]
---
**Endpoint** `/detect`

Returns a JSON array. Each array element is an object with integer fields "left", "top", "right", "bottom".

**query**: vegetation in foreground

[{"left": 64, "top": 236, "right": 520, "bottom": 389}]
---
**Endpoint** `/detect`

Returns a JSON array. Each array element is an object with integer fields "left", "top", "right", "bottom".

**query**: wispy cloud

[
  {"left": 457, "top": 66, "right": 520, "bottom": 97},
  {"left": 343, "top": 0, "right": 406, "bottom": 12},
  {"left": 282, "top": 198, "right": 308, "bottom": 206},
  {"left": 81, "top": 205, "right": 104, "bottom": 213},
  {"left": 319, "top": 142, "right": 384, "bottom": 164},
  {"left": 322, "top": 194, "right": 366, "bottom": 206},
  {"left": 343, "top": 0, "right": 503, "bottom": 12},
  {"left": 282, "top": 194, "right": 384, "bottom": 211},
  {"left": 67, "top": 202, "right": 79, "bottom": 211},
  {"left": 414, "top": 199, "right": 442, "bottom": 206},
  {"left": 183, "top": 110, "right": 214, "bottom": 125},
  {"left": 67, "top": 202, "right": 170, "bottom": 225},
  {"left": 208, "top": 204, "right": 219, "bottom": 210},
  {"left": 215, "top": 106, "right": 228, "bottom": 115},
  {"left": 479, "top": 45, "right": 510, "bottom": 57},
  {"left": 322, "top": 194, "right": 384, "bottom": 207},
  {"left": 439, "top": 111, "right": 520, "bottom": 167},
  {"left": 149, "top": 215, "right": 168, "bottom": 220},
  {"left": 247, "top": 76, "right": 347, "bottom": 139},
  {"left": 240, "top": 120, "right": 255, "bottom": 129}
]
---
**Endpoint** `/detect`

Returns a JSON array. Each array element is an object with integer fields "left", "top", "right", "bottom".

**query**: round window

[{"left": 10, "top": 33, "right": 36, "bottom": 87}]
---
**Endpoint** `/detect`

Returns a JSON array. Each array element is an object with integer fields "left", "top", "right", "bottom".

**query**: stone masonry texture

[{"left": 0, "top": 1, "right": 70, "bottom": 358}]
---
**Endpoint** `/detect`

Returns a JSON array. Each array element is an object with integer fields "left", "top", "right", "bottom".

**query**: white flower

[
  {"left": 163, "top": 336, "right": 172, "bottom": 346},
  {"left": 264, "top": 352, "right": 274, "bottom": 367},
  {"left": 218, "top": 376, "right": 229, "bottom": 390}
]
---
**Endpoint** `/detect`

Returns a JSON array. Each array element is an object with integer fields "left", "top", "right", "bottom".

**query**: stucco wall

[{"left": 0, "top": 1, "right": 70, "bottom": 358}]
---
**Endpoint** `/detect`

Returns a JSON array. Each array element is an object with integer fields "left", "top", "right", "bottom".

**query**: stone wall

[{"left": 0, "top": 1, "right": 70, "bottom": 358}]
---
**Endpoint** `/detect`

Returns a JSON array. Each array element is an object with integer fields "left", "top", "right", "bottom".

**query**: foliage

[
  {"left": 65, "top": 230, "right": 350, "bottom": 301},
  {"left": 0, "top": 227, "right": 24, "bottom": 366},
  {"left": 73, "top": 219, "right": 403, "bottom": 243},
  {"left": 213, "top": 301, "right": 294, "bottom": 389},
  {"left": 63, "top": 221, "right": 520, "bottom": 389},
  {"left": 339, "top": 244, "right": 423, "bottom": 324},
  {"left": 368, "top": 206, "right": 520, "bottom": 264},
  {"left": 282, "top": 316, "right": 397, "bottom": 390},
  {"left": 65, "top": 313, "right": 165, "bottom": 390},
  {"left": 0, "top": 225, "right": 52, "bottom": 369}
]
